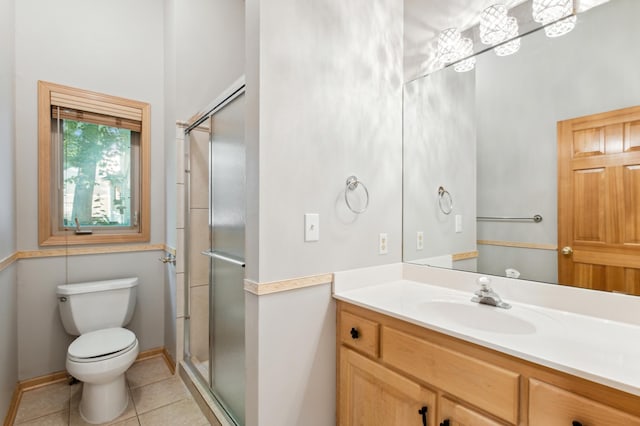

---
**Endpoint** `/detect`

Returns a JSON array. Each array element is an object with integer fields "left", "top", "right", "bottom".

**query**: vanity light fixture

[
  {"left": 543, "top": 15, "right": 576, "bottom": 37},
  {"left": 453, "top": 38, "right": 476, "bottom": 72},
  {"left": 437, "top": 28, "right": 476, "bottom": 72},
  {"left": 437, "top": 28, "right": 463, "bottom": 64},
  {"left": 479, "top": 4, "right": 521, "bottom": 56},
  {"left": 532, "top": 0, "right": 576, "bottom": 37}
]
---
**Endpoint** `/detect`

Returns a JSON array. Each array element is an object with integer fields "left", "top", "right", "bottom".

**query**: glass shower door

[{"left": 206, "top": 90, "right": 246, "bottom": 425}]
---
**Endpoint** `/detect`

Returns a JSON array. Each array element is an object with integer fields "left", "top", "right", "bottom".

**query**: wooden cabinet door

[
  {"left": 438, "top": 396, "right": 505, "bottom": 426},
  {"left": 339, "top": 347, "right": 436, "bottom": 426},
  {"left": 558, "top": 105, "right": 640, "bottom": 295}
]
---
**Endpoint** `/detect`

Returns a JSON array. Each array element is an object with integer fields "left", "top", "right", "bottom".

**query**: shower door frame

[{"left": 183, "top": 77, "right": 246, "bottom": 426}]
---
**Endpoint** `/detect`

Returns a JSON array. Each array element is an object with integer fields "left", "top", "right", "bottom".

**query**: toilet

[{"left": 56, "top": 277, "right": 140, "bottom": 424}]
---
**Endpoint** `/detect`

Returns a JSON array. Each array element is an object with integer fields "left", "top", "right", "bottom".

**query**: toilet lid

[{"left": 69, "top": 327, "right": 136, "bottom": 359}]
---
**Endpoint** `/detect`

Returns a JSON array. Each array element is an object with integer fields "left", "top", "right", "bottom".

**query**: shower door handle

[{"left": 201, "top": 250, "right": 246, "bottom": 268}]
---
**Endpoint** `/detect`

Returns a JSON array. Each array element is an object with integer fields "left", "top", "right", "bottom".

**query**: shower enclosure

[{"left": 183, "top": 79, "right": 246, "bottom": 425}]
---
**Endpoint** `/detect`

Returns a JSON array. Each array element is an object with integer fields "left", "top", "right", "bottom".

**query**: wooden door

[
  {"left": 558, "top": 105, "right": 640, "bottom": 295},
  {"left": 438, "top": 397, "right": 504, "bottom": 426},
  {"left": 339, "top": 347, "right": 436, "bottom": 426}
]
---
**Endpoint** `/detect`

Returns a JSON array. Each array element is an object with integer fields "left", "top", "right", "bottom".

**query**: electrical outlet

[
  {"left": 417, "top": 231, "right": 424, "bottom": 250},
  {"left": 379, "top": 233, "right": 388, "bottom": 255},
  {"left": 304, "top": 213, "right": 319, "bottom": 241}
]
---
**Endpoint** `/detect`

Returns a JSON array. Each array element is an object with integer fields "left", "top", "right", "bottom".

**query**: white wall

[
  {"left": 0, "top": 0, "right": 18, "bottom": 418},
  {"left": 175, "top": 0, "right": 246, "bottom": 121},
  {"left": 245, "top": 0, "right": 404, "bottom": 425},
  {"left": 14, "top": 0, "right": 166, "bottom": 380},
  {"left": 252, "top": 0, "right": 404, "bottom": 283}
]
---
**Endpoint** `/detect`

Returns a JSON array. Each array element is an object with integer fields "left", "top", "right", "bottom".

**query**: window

[{"left": 38, "top": 81, "right": 150, "bottom": 245}]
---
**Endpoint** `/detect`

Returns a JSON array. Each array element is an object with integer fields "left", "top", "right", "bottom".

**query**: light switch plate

[
  {"left": 455, "top": 214, "right": 463, "bottom": 233},
  {"left": 304, "top": 213, "right": 319, "bottom": 242},
  {"left": 417, "top": 231, "right": 424, "bottom": 250}
]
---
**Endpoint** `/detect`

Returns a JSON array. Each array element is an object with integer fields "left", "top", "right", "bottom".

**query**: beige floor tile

[
  {"left": 69, "top": 385, "right": 137, "bottom": 425},
  {"left": 15, "top": 409, "right": 69, "bottom": 426},
  {"left": 138, "top": 398, "right": 209, "bottom": 426},
  {"left": 14, "top": 381, "right": 71, "bottom": 423},
  {"left": 131, "top": 376, "right": 189, "bottom": 415},
  {"left": 126, "top": 357, "right": 173, "bottom": 389},
  {"left": 110, "top": 418, "right": 141, "bottom": 426}
]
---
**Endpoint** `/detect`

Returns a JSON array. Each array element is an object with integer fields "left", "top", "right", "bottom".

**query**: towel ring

[
  {"left": 438, "top": 186, "right": 453, "bottom": 215},
  {"left": 345, "top": 175, "right": 369, "bottom": 214}
]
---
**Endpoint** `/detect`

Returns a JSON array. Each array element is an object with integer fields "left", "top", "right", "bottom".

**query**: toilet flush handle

[{"left": 58, "top": 296, "right": 68, "bottom": 302}]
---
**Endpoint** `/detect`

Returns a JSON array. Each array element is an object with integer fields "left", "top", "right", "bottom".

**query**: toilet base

[{"left": 79, "top": 374, "right": 129, "bottom": 424}]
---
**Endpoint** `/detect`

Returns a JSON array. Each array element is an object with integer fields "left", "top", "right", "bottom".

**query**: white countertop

[{"left": 333, "top": 263, "right": 640, "bottom": 397}]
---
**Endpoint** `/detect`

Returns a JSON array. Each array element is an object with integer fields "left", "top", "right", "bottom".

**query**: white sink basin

[{"left": 417, "top": 300, "right": 541, "bottom": 334}]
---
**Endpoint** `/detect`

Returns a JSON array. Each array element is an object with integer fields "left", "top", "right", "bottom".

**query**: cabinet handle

[
  {"left": 572, "top": 422, "right": 583, "bottom": 426},
  {"left": 440, "top": 420, "right": 450, "bottom": 426},
  {"left": 418, "top": 406, "right": 428, "bottom": 426},
  {"left": 350, "top": 327, "right": 360, "bottom": 339}
]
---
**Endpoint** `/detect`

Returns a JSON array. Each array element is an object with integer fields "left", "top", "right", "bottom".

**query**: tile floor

[{"left": 13, "top": 356, "right": 210, "bottom": 426}]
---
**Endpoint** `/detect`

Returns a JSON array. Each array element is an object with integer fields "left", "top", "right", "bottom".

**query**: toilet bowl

[
  {"left": 66, "top": 327, "right": 139, "bottom": 424},
  {"left": 56, "top": 278, "right": 139, "bottom": 424}
]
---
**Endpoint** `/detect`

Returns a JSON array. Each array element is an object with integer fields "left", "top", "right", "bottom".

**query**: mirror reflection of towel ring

[
  {"left": 345, "top": 175, "right": 369, "bottom": 214},
  {"left": 438, "top": 186, "right": 453, "bottom": 215}
]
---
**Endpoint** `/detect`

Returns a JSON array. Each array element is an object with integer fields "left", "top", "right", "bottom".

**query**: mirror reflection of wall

[{"left": 403, "top": 0, "right": 640, "bottom": 293}]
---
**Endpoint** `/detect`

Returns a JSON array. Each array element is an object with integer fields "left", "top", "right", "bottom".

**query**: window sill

[{"left": 39, "top": 232, "right": 150, "bottom": 246}]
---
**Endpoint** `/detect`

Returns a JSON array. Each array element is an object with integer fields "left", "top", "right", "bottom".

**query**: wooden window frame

[{"left": 38, "top": 81, "right": 150, "bottom": 246}]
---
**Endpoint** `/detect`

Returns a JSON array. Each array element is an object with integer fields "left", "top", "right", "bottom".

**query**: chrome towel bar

[
  {"left": 477, "top": 215, "right": 543, "bottom": 223},
  {"left": 201, "top": 250, "right": 246, "bottom": 267}
]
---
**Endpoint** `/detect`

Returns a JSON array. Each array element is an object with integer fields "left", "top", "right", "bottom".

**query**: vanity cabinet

[{"left": 337, "top": 301, "right": 640, "bottom": 426}]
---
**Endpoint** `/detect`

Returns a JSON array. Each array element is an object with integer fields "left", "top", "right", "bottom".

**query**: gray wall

[
  {"left": 0, "top": 0, "right": 18, "bottom": 418},
  {"left": 245, "top": 0, "right": 403, "bottom": 425},
  {"left": 163, "top": 0, "right": 178, "bottom": 368},
  {"left": 475, "top": 0, "right": 640, "bottom": 282},
  {"left": 14, "top": 0, "right": 166, "bottom": 380},
  {"left": 403, "top": 67, "right": 477, "bottom": 264}
]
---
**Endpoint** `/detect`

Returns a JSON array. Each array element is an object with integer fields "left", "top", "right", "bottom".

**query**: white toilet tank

[{"left": 56, "top": 277, "right": 138, "bottom": 335}]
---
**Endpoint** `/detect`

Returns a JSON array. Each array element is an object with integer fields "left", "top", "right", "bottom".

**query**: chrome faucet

[{"left": 471, "top": 277, "right": 511, "bottom": 309}]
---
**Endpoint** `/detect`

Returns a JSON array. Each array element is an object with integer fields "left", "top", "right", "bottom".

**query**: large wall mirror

[{"left": 403, "top": 0, "right": 640, "bottom": 295}]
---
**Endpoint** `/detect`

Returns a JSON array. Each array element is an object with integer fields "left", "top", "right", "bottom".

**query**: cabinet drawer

[
  {"left": 529, "top": 379, "right": 640, "bottom": 426},
  {"left": 340, "top": 310, "right": 379, "bottom": 358},
  {"left": 439, "top": 396, "right": 505, "bottom": 426},
  {"left": 382, "top": 326, "right": 519, "bottom": 424}
]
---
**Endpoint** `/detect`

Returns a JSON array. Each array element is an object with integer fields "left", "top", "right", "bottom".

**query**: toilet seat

[{"left": 68, "top": 327, "right": 137, "bottom": 363}]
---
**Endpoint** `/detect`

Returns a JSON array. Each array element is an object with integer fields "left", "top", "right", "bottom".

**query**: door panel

[
  {"left": 339, "top": 347, "right": 436, "bottom": 426},
  {"left": 624, "top": 165, "right": 640, "bottom": 243},
  {"left": 573, "top": 169, "right": 605, "bottom": 242},
  {"left": 624, "top": 121, "right": 640, "bottom": 151},
  {"left": 558, "top": 105, "right": 640, "bottom": 294},
  {"left": 439, "top": 396, "right": 503, "bottom": 426},
  {"left": 209, "top": 91, "right": 246, "bottom": 425}
]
